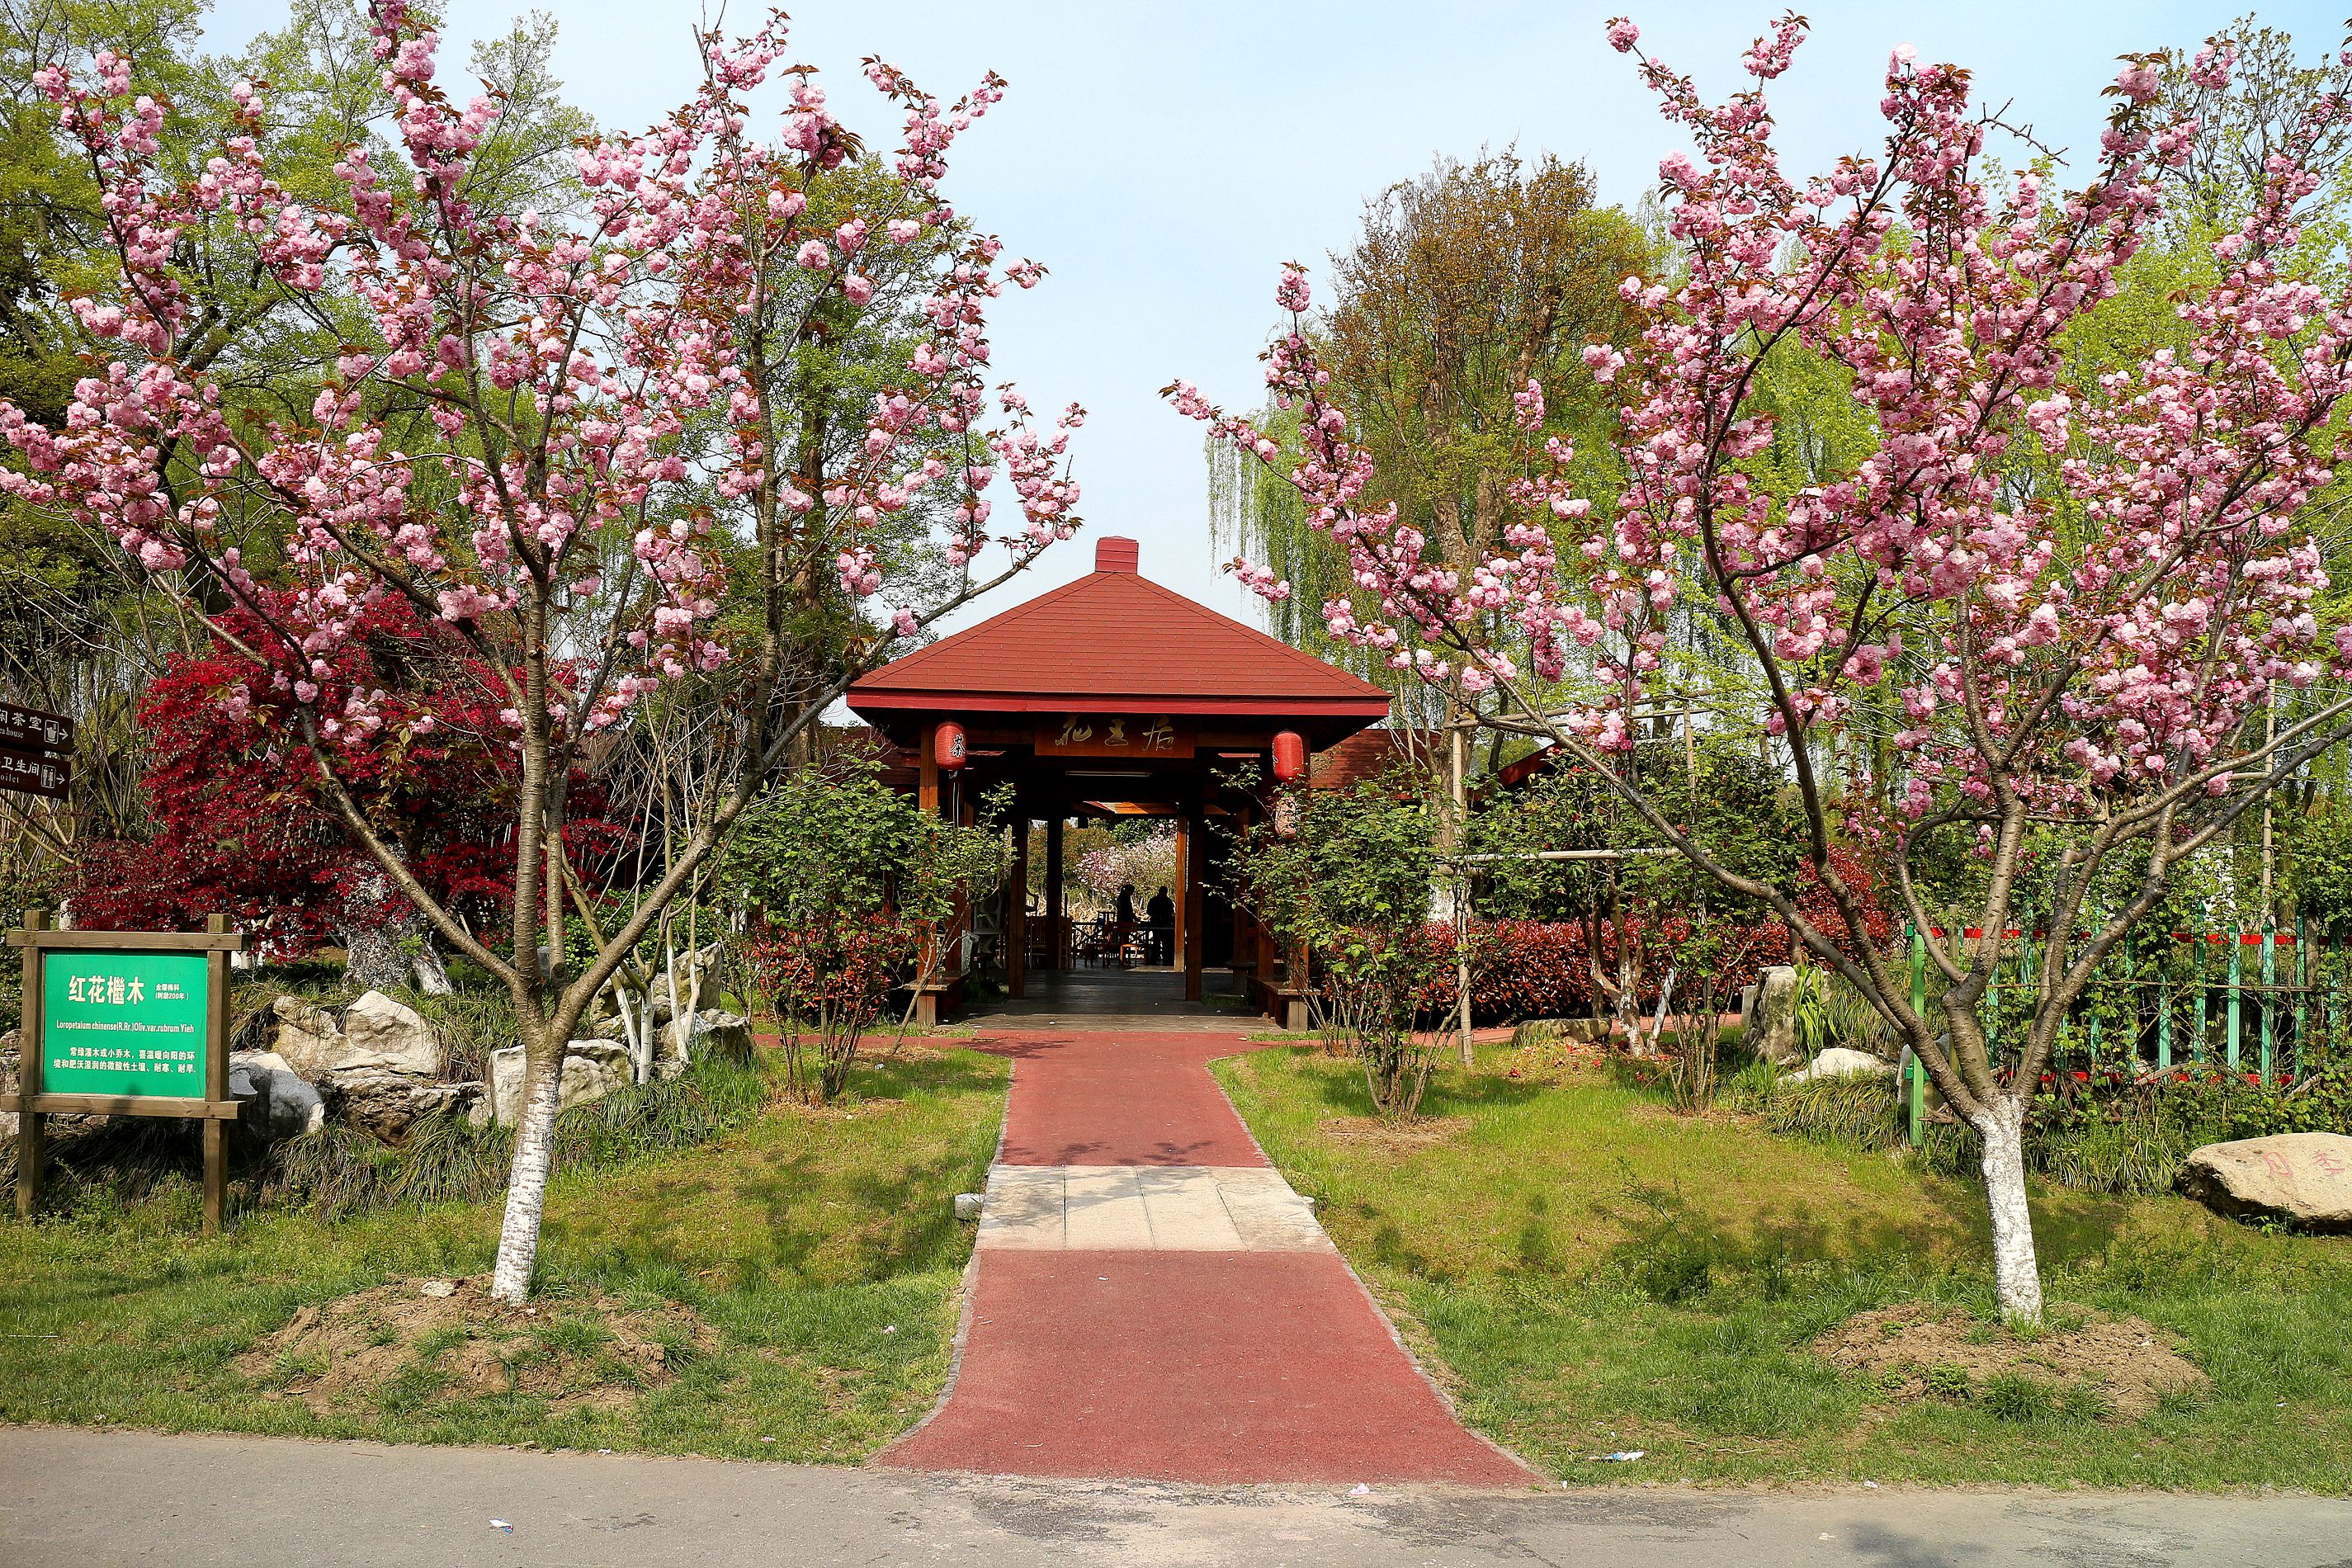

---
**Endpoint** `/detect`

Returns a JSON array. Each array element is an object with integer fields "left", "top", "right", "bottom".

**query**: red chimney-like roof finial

[{"left": 1093, "top": 536, "right": 1140, "bottom": 574}]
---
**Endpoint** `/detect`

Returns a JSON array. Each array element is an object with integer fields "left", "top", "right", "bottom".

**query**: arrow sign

[
  {"left": 0, "top": 700, "right": 70, "bottom": 756},
  {"left": 0, "top": 748, "right": 68, "bottom": 801}
]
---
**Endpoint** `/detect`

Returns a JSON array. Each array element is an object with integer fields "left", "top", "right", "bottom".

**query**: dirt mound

[
  {"left": 1317, "top": 1114, "right": 1466, "bottom": 1152},
  {"left": 1814, "top": 1301, "right": 2207, "bottom": 1419},
  {"left": 238, "top": 1277, "right": 716, "bottom": 1415}
]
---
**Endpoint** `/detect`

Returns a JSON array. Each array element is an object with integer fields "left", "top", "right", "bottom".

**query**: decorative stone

[
  {"left": 488, "top": 1041, "right": 634, "bottom": 1126},
  {"left": 229, "top": 1050, "right": 326, "bottom": 1141},
  {"left": 953, "top": 1192, "right": 985, "bottom": 1221},
  {"left": 1788, "top": 1046, "right": 1895, "bottom": 1083},
  {"left": 2179, "top": 1132, "right": 2352, "bottom": 1231},
  {"left": 659, "top": 1008, "right": 752, "bottom": 1078},
  {"left": 1749, "top": 966, "right": 1804, "bottom": 1067},
  {"left": 265, "top": 995, "right": 345, "bottom": 1074},
  {"left": 338, "top": 991, "right": 444, "bottom": 1076}
]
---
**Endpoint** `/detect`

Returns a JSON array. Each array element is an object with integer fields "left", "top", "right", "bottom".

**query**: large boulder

[
  {"left": 1788, "top": 1046, "right": 1895, "bottom": 1083},
  {"left": 486, "top": 1040, "right": 634, "bottom": 1126},
  {"left": 338, "top": 991, "right": 444, "bottom": 1076},
  {"left": 645, "top": 944, "right": 722, "bottom": 1023},
  {"left": 265, "top": 995, "right": 345, "bottom": 1074},
  {"left": 269, "top": 990, "right": 442, "bottom": 1079},
  {"left": 1748, "top": 966, "right": 1804, "bottom": 1068},
  {"left": 658, "top": 1008, "right": 752, "bottom": 1078},
  {"left": 2179, "top": 1132, "right": 2352, "bottom": 1231},
  {"left": 229, "top": 1050, "right": 326, "bottom": 1141}
]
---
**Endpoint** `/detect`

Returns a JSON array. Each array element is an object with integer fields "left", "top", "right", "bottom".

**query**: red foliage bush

[
  {"left": 1417, "top": 848, "right": 1896, "bottom": 1023},
  {"left": 68, "top": 595, "right": 571, "bottom": 954}
]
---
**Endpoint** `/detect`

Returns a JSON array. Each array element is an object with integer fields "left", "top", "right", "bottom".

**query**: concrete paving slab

[
  {"left": 1060, "top": 1166, "right": 1153, "bottom": 1249},
  {"left": 977, "top": 1164, "right": 1065, "bottom": 1249},
  {"left": 1213, "top": 1165, "right": 1331, "bottom": 1252},
  {"left": 1136, "top": 1164, "right": 1247, "bottom": 1249}
]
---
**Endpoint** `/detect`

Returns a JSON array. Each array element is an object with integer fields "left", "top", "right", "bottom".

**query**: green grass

[
  {"left": 1213, "top": 1044, "right": 2352, "bottom": 1490},
  {"left": 0, "top": 1046, "right": 1008, "bottom": 1462}
]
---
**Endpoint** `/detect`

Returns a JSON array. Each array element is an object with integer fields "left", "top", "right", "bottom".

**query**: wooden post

[
  {"left": 1044, "top": 816, "right": 1065, "bottom": 971},
  {"left": 2227, "top": 937, "right": 2243, "bottom": 1070},
  {"left": 915, "top": 727, "right": 943, "bottom": 1027},
  {"left": 1171, "top": 812, "right": 1191, "bottom": 982},
  {"left": 1183, "top": 807, "right": 1207, "bottom": 1002},
  {"left": 1007, "top": 818, "right": 1029, "bottom": 999},
  {"left": 17, "top": 909, "right": 46, "bottom": 1221},
  {"left": 203, "top": 912, "right": 230, "bottom": 1234}
]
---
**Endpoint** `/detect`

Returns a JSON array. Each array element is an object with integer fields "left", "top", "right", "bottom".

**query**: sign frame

[{"left": 4, "top": 912, "right": 245, "bottom": 1231}]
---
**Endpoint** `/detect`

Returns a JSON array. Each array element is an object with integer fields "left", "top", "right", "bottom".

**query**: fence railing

[{"left": 1895, "top": 920, "right": 2340, "bottom": 1145}]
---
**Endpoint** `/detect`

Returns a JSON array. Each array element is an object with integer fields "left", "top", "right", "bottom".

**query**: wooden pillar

[
  {"left": 1183, "top": 807, "right": 1207, "bottom": 1001},
  {"left": 16, "top": 909, "right": 46, "bottom": 1221},
  {"left": 1171, "top": 814, "right": 1190, "bottom": 981},
  {"left": 1007, "top": 816, "right": 1028, "bottom": 999},
  {"left": 915, "top": 727, "right": 945, "bottom": 1026},
  {"left": 1044, "top": 815, "right": 1066, "bottom": 971}
]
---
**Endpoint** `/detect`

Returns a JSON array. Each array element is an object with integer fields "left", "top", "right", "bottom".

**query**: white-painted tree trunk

[
  {"left": 489, "top": 1041, "right": 565, "bottom": 1301},
  {"left": 1972, "top": 1095, "right": 2044, "bottom": 1325}
]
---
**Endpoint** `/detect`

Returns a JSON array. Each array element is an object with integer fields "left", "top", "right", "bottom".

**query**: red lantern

[
  {"left": 934, "top": 720, "right": 967, "bottom": 771},
  {"left": 1271, "top": 730, "right": 1307, "bottom": 782}
]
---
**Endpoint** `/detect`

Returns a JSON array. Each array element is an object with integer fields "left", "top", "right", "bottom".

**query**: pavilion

[{"left": 846, "top": 536, "right": 1391, "bottom": 1021}]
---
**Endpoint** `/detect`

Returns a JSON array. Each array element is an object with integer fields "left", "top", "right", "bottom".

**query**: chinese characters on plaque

[{"left": 1035, "top": 715, "right": 1193, "bottom": 759}]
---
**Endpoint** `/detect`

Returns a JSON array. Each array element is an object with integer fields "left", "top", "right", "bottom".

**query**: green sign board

[{"left": 40, "top": 950, "right": 210, "bottom": 1098}]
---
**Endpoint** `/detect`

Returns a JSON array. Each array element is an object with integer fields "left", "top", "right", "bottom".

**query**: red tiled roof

[
  {"left": 1311, "top": 729, "right": 1435, "bottom": 791},
  {"left": 847, "top": 536, "right": 1391, "bottom": 724}
]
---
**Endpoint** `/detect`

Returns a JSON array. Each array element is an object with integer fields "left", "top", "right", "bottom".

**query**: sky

[{"left": 196, "top": 0, "right": 2345, "bottom": 634}]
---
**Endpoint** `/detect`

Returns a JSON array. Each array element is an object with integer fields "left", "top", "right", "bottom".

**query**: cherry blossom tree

[
  {"left": 1, "top": 2, "right": 1081, "bottom": 1298},
  {"left": 1174, "top": 14, "right": 2352, "bottom": 1322}
]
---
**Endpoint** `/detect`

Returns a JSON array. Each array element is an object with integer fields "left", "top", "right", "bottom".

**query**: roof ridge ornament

[{"left": 1093, "top": 536, "right": 1140, "bottom": 574}]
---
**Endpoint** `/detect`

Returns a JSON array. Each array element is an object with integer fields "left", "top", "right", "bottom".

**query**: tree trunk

[
  {"left": 489, "top": 1032, "right": 566, "bottom": 1302},
  {"left": 1972, "top": 1095, "right": 2044, "bottom": 1325}
]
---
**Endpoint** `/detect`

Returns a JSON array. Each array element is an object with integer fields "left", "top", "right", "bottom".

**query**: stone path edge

[
  {"left": 1197, "top": 1042, "right": 1542, "bottom": 1489},
  {"left": 868, "top": 1038, "right": 1018, "bottom": 1464}
]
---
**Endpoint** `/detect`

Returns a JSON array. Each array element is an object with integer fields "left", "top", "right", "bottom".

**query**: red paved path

[{"left": 876, "top": 1030, "right": 1537, "bottom": 1487}]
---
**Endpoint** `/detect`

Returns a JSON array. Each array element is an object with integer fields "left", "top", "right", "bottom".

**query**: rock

[
  {"left": 229, "top": 1050, "right": 326, "bottom": 1141},
  {"left": 330, "top": 1072, "right": 478, "bottom": 1141},
  {"left": 487, "top": 1041, "right": 634, "bottom": 1126},
  {"left": 645, "top": 944, "right": 722, "bottom": 1023},
  {"left": 338, "top": 991, "right": 443, "bottom": 1076},
  {"left": 1788, "top": 1046, "right": 1895, "bottom": 1083},
  {"left": 659, "top": 1008, "right": 752, "bottom": 1078},
  {"left": 1749, "top": 966, "right": 1804, "bottom": 1068},
  {"left": 953, "top": 1192, "right": 985, "bottom": 1221},
  {"left": 419, "top": 1279, "right": 458, "bottom": 1298},
  {"left": 265, "top": 995, "right": 345, "bottom": 1074},
  {"left": 2179, "top": 1132, "right": 2352, "bottom": 1231}
]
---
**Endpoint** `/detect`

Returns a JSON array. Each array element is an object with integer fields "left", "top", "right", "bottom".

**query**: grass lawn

[
  {"left": 1215, "top": 1041, "right": 2352, "bottom": 1491},
  {"left": 0, "top": 1045, "right": 1007, "bottom": 1462}
]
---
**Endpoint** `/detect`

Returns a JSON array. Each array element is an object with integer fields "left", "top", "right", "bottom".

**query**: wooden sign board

[
  {"left": 1034, "top": 715, "right": 1193, "bottom": 760},
  {"left": 0, "top": 748, "right": 69, "bottom": 801},
  {"left": 3, "top": 914, "right": 245, "bottom": 1231},
  {"left": 0, "top": 700, "right": 71, "bottom": 755}
]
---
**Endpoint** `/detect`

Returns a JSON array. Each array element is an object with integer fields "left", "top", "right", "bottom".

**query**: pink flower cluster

[
  {"left": 1171, "top": 12, "right": 2352, "bottom": 829},
  {"left": 0, "top": 1, "right": 1084, "bottom": 748}
]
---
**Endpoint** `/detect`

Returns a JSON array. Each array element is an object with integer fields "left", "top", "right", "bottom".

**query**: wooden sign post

[{"left": 4, "top": 913, "right": 245, "bottom": 1231}]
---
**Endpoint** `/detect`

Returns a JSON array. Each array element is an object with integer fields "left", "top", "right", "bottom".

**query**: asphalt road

[{"left": 2, "top": 1427, "right": 2349, "bottom": 1567}]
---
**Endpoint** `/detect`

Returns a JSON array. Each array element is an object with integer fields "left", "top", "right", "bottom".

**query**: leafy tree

[
  {"left": 0, "top": 6, "right": 1079, "bottom": 1299},
  {"left": 1181, "top": 17, "right": 2352, "bottom": 1324},
  {"left": 1229, "top": 777, "right": 1451, "bottom": 1119},
  {"left": 725, "top": 762, "right": 1008, "bottom": 1098}
]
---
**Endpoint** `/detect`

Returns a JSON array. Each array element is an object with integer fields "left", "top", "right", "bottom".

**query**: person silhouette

[
  {"left": 1115, "top": 882, "right": 1137, "bottom": 927},
  {"left": 1145, "top": 885, "right": 1176, "bottom": 966}
]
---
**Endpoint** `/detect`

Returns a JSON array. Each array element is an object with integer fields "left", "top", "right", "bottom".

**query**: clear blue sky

[{"left": 199, "top": 0, "right": 2346, "bottom": 631}]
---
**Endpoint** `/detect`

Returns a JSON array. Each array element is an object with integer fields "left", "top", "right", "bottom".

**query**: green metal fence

[{"left": 1896, "top": 920, "right": 2342, "bottom": 1145}]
